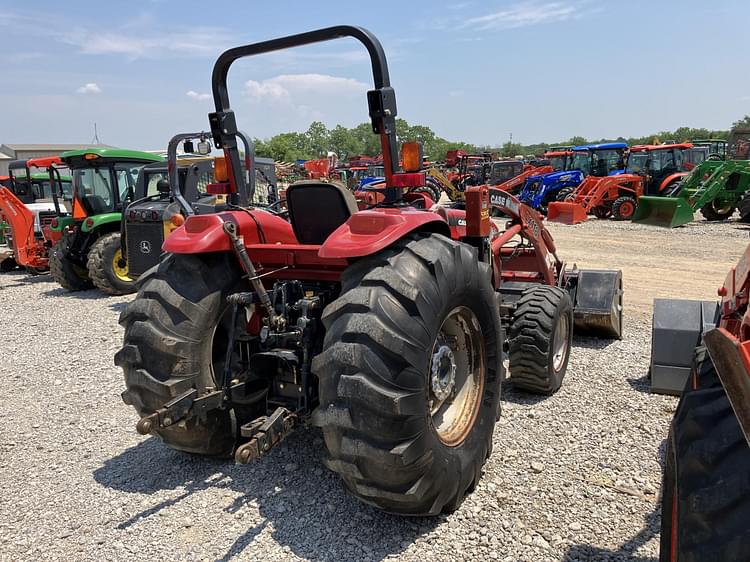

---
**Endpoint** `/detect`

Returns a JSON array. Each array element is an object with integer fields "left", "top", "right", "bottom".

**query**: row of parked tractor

[{"left": 1, "top": 26, "right": 748, "bottom": 559}]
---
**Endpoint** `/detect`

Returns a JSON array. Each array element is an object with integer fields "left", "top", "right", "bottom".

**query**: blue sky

[{"left": 1, "top": 0, "right": 748, "bottom": 150}]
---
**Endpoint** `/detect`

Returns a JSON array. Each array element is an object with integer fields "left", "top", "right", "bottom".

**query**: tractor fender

[
  {"left": 80, "top": 212, "right": 122, "bottom": 233},
  {"left": 318, "top": 209, "right": 450, "bottom": 259},
  {"left": 50, "top": 216, "right": 76, "bottom": 233},
  {"left": 163, "top": 210, "right": 297, "bottom": 253},
  {"left": 659, "top": 172, "right": 687, "bottom": 192}
]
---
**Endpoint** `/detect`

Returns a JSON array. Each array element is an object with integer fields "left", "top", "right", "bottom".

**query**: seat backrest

[{"left": 285, "top": 180, "right": 358, "bottom": 245}]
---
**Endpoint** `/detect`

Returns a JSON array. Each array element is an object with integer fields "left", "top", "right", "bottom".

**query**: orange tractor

[
  {"left": 548, "top": 143, "right": 698, "bottom": 224},
  {"left": 0, "top": 156, "right": 71, "bottom": 273}
]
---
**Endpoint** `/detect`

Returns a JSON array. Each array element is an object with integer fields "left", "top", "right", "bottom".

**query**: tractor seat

[
  {"left": 285, "top": 180, "right": 358, "bottom": 245},
  {"left": 81, "top": 195, "right": 109, "bottom": 216}
]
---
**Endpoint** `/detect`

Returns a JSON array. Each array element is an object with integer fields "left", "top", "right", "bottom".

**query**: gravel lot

[{"left": 0, "top": 217, "right": 746, "bottom": 562}]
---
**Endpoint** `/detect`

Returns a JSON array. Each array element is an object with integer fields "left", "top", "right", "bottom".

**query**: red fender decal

[
  {"left": 163, "top": 209, "right": 297, "bottom": 253},
  {"left": 318, "top": 208, "right": 450, "bottom": 259}
]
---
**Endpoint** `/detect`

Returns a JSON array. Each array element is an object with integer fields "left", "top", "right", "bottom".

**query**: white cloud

[
  {"left": 186, "top": 90, "right": 211, "bottom": 101},
  {"left": 76, "top": 83, "right": 101, "bottom": 94},
  {"left": 460, "top": 2, "right": 580, "bottom": 30},
  {"left": 244, "top": 74, "right": 369, "bottom": 102}
]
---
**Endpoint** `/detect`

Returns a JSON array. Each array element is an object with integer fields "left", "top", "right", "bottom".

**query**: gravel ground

[{"left": 0, "top": 218, "right": 738, "bottom": 562}]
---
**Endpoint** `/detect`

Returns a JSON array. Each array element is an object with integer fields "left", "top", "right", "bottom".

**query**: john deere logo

[{"left": 139, "top": 240, "right": 151, "bottom": 254}]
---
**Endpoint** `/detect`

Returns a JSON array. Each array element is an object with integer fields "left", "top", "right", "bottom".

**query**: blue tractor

[{"left": 518, "top": 143, "right": 628, "bottom": 213}]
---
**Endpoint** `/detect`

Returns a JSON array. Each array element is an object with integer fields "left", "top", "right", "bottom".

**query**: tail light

[{"left": 85, "top": 218, "right": 94, "bottom": 228}]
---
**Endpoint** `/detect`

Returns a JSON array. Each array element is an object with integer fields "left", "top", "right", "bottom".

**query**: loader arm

[
  {"left": 496, "top": 165, "right": 553, "bottom": 195},
  {"left": 0, "top": 187, "right": 47, "bottom": 268},
  {"left": 425, "top": 167, "right": 463, "bottom": 201}
]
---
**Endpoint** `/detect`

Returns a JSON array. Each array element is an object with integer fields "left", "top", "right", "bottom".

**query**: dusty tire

[
  {"left": 0, "top": 257, "right": 19, "bottom": 272},
  {"left": 738, "top": 193, "right": 750, "bottom": 223},
  {"left": 508, "top": 285, "right": 573, "bottom": 394},
  {"left": 412, "top": 184, "right": 441, "bottom": 204},
  {"left": 313, "top": 233, "right": 503, "bottom": 515},
  {"left": 592, "top": 206, "right": 612, "bottom": 219},
  {"left": 49, "top": 237, "right": 93, "bottom": 291},
  {"left": 659, "top": 348, "right": 750, "bottom": 561},
  {"left": 88, "top": 232, "right": 136, "bottom": 295},
  {"left": 116, "top": 253, "right": 252, "bottom": 456},
  {"left": 700, "top": 200, "right": 735, "bottom": 221},
  {"left": 611, "top": 196, "right": 637, "bottom": 220}
]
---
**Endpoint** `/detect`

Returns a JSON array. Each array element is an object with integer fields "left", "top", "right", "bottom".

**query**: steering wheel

[{"left": 264, "top": 198, "right": 289, "bottom": 219}]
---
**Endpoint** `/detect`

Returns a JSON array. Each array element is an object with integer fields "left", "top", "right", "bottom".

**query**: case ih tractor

[
  {"left": 548, "top": 143, "right": 696, "bottom": 224},
  {"left": 49, "top": 148, "right": 163, "bottom": 294},
  {"left": 116, "top": 26, "right": 622, "bottom": 515},
  {"left": 651, "top": 244, "right": 750, "bottom": 560},
  {"left": 0, "top": 157, "right": 72, "bottom": 273}
]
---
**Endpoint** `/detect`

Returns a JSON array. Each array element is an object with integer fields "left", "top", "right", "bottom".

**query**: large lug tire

[
  {"left": 87, "top": 232, "right": 136, "bottom": 295},
  {"left": 659, "top": 348, "right": 750, "bottom": 561},
  {"left": 115, "top": 253, "right": 252, "bottom": 456},
  {"left": 611, "top": 195, "right": 637, "bottom": 220},
  {"left": 700, "top": 200, "right": 735, "bottom": 221},
  {"left": 738, "top": 192, "right": 750, "bottom": 223},
  {"left": 312, "top": 233, "right": 503, "bottom": 515},
  {"left": 508, "top": 285, "right": 573, "bottom": 394},
  {"left": 592, "top": 206, "right": 612, "bottom": 219},
  {"left": 0, "top": 257, "right": 19, "bottom": 273},
  {"left": 49, "top": 237, "right": 93, "bottom": 291},
  {"left": 412, "top": 185, "right": 441, "bottom": 205}
]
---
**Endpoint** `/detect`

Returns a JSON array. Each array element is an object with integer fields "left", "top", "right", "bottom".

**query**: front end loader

[
  {"left": 0, "top": 157, "right": 72, "bottom": 273},
  {"left": 633, "top": 129, "right": 750, "bottom": 227},
  {"left": 116, "top": 26, "right": 623, "bottom": 516},
  {"left": 655, "top": 243, "right": 750, "bottom": 561}
]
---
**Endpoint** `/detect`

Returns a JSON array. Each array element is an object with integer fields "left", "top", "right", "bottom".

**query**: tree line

[{"left": 254, "top": 116, "right": 750, "bottom": 162}]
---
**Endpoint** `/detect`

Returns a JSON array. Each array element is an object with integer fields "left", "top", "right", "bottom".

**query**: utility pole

[{"left": 91, "top": 123, "right": 102, "bottom": 145}]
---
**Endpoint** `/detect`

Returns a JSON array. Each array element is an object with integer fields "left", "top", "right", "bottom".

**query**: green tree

[
  {"left": 500, "top": 141, "right": 523, "bottom": 157},
  {"left": 732, "top": 115, "right": 750, "bottom": 129}
]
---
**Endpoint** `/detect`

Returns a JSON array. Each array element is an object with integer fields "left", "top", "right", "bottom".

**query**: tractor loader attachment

[
  {"left": 704, "top": 328, "right": 750, "bottom": 446},
  {"left": 547, "top": 201, "right": 587, "bottom": 224},
  {"left": 565, "top": 269, "right": 623, "bottom": 339},
  {"left": 631, "top": 195, "right": 694, "bottom": 227},
  {"left": 649, "top": 299, "right": 718, "bottom": 395}
]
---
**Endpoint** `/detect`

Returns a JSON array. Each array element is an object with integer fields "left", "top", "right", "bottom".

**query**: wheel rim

[
  {"left": 712, "top": 200, "right": 734, "bottom": 215},
  {"left": 619, "top": 201, "right": 635, "bottom": 218},
  {"left": 552, "top": 312, "right": 570, "bottom": 372},
  {"left": 430, "top": 306, "right": 485, "bottom": 447},
  {"left": 112, "top": 249, "right": 132, "bottom": 282}
]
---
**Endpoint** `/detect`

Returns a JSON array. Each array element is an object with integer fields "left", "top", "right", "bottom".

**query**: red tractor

[
  {"left": 0, "top": 156, "right": 71, "bottom": 273},
  {"left": 117, "top": 26, "right": 622, "bottom": 516},
  {"left": 548, "top": 143, "right": 697, "bottom": 224},
  {"left": 653, "top": 243, "right": 750, "bottom": 560}
]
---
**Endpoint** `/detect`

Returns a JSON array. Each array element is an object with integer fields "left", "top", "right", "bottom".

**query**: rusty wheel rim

[{"left": 430, "top": 306, "right": 486, "bottom": 447}]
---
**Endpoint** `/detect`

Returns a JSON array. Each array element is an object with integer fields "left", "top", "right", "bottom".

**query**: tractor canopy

[
  {"left": 690, "top": 138, "right": 728, "bottom": 160},
  {"left": 60, "top": 148, "right": 164, "bottom": 219},
  {"left": 569, "top": 143, "right": 628, "bottom": 177}
]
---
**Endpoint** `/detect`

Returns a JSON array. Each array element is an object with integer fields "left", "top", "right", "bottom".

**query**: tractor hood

[{"left": 540, "top": 170, "right": 584, "bottom": 184}]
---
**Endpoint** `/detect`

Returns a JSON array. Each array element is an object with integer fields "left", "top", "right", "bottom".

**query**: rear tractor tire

[
  {"left": 700, "top": 200, "right": 735, "bottom": 221},
  {"left": 116, "top": 253, "right": 256, "bottom": 456},
  {"left": 313, "top": 233, "right": 503, "bottom": 515},
  {"left": 49, "top": 237, "right": 93, "bottom": 291},
  {"left": 659, "top": 348, "right": 750, "bottom": 561},
  {"left": 738, "top": 192, "right": 750, "bottom": 223},
  {"left": 611, "top": 196, "right": 637, "bottom": 220},
  {"left": 0, "top": 257, "right": 19, "bottom": 273},
  {"left": 88, "top": 232, "right": 136, "bottom": 295},
  {"left": 508, "top": 285, "right": 573, "bottom": 394}
]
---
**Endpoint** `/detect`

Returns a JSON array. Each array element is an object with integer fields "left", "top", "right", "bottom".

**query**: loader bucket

[
  {"left": 547, "top": 201, "right": 588, "bottom": 224},
  {"left": 570, "top": 269, "right": 623, "bottom": 339},
  {"left": 631, "top": 196, "right": 694, "bottom": 228}
]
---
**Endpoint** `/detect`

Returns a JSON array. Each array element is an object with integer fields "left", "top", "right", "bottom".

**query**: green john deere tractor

[
  {"left": 633, "top": 129, "right": 750, "bottom": 227},
  {"left": 49, "top": 148, "right": 163, "bottom": 294}
]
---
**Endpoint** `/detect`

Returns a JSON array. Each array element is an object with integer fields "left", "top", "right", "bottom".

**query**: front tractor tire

[
  {"left": 700, "top": 200, "right": 735, "bottom": 221},
  {"left": 88, "top": 232, "right": 136, "bottom": 295},
  {"left": 508, "top": 285, "right": 573, "bottom": 394},
  {"left": 611, "top": 196, "right": 637, "bottom": 220},
  {"left": 49, "top": 238, "right": 93, "bottom": 291},
  {"left": 313, "top": 233, "right": 503, "bottom": 515},
  {"left": 116, "top": 253, "right": 248, "bottom": 456}
]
